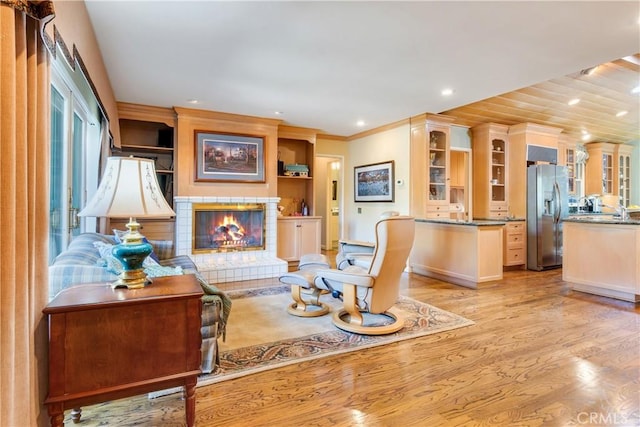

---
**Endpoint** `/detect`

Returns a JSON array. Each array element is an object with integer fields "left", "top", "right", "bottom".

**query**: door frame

[{"left": 316, "top": 154, "right": 344, "bottom": 251}]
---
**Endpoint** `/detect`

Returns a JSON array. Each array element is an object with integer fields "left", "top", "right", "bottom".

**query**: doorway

[{"left": 316, "top": 155, "right": 344, "bottom": 250}]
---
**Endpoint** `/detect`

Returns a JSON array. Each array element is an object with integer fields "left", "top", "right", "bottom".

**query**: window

[{"left": 49, "top": 48, "right": 105, "bottom": 263}]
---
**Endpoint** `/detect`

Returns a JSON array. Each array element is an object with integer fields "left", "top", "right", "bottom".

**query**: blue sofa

[{"left": 48, "top": 232, "right": 231, "bottom": 374}]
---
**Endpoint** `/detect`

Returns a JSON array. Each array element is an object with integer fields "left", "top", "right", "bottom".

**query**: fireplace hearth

[{"left": 174, "top": 196, "right": 287, "bottom": 285}]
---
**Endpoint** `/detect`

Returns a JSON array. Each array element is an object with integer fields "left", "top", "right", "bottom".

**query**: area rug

[{"left": 197, "top": 285, "right": 474, "bottom": 387}]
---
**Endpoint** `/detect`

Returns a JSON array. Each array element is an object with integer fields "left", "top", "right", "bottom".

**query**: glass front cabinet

[
  {"left": 585, "top": 142, "right": 616, "bottom": 197},
  {"left": 615, "top": 144, "right": 633, "bottom": 207},
  {"left": 471, "top": 123, "right": 509, "bottom": 219},
  {"left": 409, "top": 114, "right": 455, "bottom": 219}
]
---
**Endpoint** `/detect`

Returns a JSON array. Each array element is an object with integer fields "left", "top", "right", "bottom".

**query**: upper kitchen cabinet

[
  {"left": 472, "top": 123, "right": 509, "bottom": 219},
  {"left": 277, "top": 125, "right": 318, "bottom": 216},
  {"left": 585, "top": 142, "right": 616, "bottom": 196},
  {"left": 615, "top": 144, "right": 633, "bottom": 207},
  {"left": 507, "top": 123, "right": 563, "bottom": 219},
  {"left": 410, "top": 113, "right": 455, "bottom": 218},
  {"left": 558, "top": 135, "right": 588, "bottom": 201}
]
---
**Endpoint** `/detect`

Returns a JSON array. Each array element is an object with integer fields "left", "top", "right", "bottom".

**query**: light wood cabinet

[
  {"left": 112, "top": 103, "right": 176, "bottom": 237},
  {"left": 507, "top": 123, "right": 563, "bottom": 219},
  {"left": 409, "top": 114, "right": 455, "bottom": 219},
  {"left": 585, "top": 142, "right": 616, "bottom": 196},
  {"left": 503, "top": 220, "right": 526, "bottom": 267},
  {"left": 277, "top": 217, "right": 321, "bottom": 263},
  {"left": 615, "top": 144, "right": 633, "bottom": 207},
  {"left": 472, "top": 123, "right": 509, "bottom": 219},
  {"left": 277, "top": 126, "right": 317, "bottom": 216}
]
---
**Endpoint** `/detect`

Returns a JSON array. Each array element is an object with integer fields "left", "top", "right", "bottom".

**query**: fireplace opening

[{"left": 193, "top": 203, "right": 265, "bottom": 253}]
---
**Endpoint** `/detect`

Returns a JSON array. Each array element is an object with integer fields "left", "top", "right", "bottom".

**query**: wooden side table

[{"left": 43, "top": 274, "right": 203, "bottom": 427}]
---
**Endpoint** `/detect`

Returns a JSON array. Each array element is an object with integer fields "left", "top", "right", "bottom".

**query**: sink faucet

[{"left": 602, "top": 203, "right": 629, "bottom": 221}]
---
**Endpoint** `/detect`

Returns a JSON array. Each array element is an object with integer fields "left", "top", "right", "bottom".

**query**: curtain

[{"left": 0, "top": 1, "right": 54, "bottom": 426}]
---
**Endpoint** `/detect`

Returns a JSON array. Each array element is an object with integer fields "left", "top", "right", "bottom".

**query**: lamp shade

[{"left": 78, "top": 156, "right": 175, "bottom": 219}]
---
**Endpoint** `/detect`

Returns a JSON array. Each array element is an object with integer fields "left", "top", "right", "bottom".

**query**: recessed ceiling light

[
  {"left": 581, "top": 133, "right": 591, "bottom": 141},
  {"left": 568, "top": 98, "right": 580, "bottom": 106},
  {"left": 356, "top": 120, "right": 365, "bottom": 127},
  {"left": 631, "top": 85, "right": 640, "bottom": 94},
  {"left": 441, "top": 88, "right": 454, "bottom": 96},
  {"left": 274, "top": 111, "right": 284, "bottom": 115},
  {"left": 616, "top": 110, "right": 628, "bottom": 117},
  {"left": 187, "top": 99, "right": 199, "bottom": 104}
]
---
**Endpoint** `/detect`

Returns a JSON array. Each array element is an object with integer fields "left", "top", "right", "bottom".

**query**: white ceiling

[{"left": 84, "top": 1, "right": 640, "bottom": 137}]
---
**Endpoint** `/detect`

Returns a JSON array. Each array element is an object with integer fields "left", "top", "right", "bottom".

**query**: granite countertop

[
  {"left": 416, "top": 218, "right": 506, "bottom": 227},
  {"left": 563, "top": 216, "right": 640, "bottom": 225},
  {"left": 474, "top": 217, "right": 526, "bottom": 222}
]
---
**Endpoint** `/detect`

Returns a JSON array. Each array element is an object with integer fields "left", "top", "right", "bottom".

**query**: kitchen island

[
  {"left": 408, "top": 218, "right": 505, "bottom": 289},
  {"left": 563, "top": 217, "right": 640, "bottom": 303}
]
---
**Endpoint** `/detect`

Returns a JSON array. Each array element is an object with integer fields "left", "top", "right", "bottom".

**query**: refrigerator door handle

[{"left": 553, "top": 181, "right": 561, "bottom": 224}]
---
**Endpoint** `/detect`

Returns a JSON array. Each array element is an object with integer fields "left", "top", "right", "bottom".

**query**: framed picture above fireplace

[{"left": 195, "top": 131, "right": 265, "bottom": 182}]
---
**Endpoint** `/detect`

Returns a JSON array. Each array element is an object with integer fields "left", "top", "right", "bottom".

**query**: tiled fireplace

[{"left": 174, "top": 196, "right": 287, "bottom": 284}]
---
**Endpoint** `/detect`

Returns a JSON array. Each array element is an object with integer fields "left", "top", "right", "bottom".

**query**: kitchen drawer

[
  {"left": 425, "top": 211, "right": 449, "bottom": 219},
  {"left": 426, "top": 205, "right": 450, "bottom": 213},
  {"left": 504, "top": 247, "right": 525, "bottom": 266},
  {"left": 507, "top": 222, "right": 525, "bottom": 232},
  {"left": 489, "top": 202, "right": 507, "bottom": 212},
  {"left": 490, "top": 210, "right": 508, "bottom": 219},
  {"left": 506, "top": 232, "right": 525, "bottom": 245}
]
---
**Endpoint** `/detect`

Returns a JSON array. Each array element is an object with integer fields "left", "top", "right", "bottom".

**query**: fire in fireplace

[{"left": 193, "top": 203, "right": 265, "bottom": 253}]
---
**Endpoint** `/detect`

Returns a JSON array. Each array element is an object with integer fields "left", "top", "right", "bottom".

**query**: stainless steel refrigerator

[{"left": 527, "top": 164, "right": 568, "bottom": 271}]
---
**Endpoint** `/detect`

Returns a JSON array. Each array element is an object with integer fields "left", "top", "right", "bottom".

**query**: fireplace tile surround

[{"left": 174, "top": 196, "right": 287, "bottom": 286}]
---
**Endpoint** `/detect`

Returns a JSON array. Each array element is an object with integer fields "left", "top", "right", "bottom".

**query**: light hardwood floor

[{"left": 66, "top": 265, "right": 640, "bottom": 427}]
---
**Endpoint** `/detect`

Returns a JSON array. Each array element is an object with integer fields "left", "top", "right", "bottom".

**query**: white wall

[{"left": 346, "top": 124, "right": 411, "bottom": 242}]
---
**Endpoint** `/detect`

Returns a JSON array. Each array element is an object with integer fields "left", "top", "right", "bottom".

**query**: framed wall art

[
  {"left": 195, "top": 131, "right": 265, "bottom": 182},
  {"left": 354, "top": 160, "right": 394, "bottom": 202}
]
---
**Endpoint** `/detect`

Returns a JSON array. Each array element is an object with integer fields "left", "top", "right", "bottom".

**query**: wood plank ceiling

[{"left": 442, "top": 54, "right": 640, "bottom": 145}]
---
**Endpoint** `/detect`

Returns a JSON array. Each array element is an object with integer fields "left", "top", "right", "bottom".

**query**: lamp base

[
  {"left": 113, "top": 267, "right": 149, "bottom": 289},
  {"left": 111, "top": 218, "right": 153, "bottom": 289}
]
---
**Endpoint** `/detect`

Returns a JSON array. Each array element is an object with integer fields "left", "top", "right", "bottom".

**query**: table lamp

[{"left": 78, "top": 156, "right": 175, "bottom": 289}]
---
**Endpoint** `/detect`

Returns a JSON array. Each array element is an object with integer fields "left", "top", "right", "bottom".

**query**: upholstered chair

[
  {"left": 315, "top": 215, "right": 415, "bottom": 335},
  {"left": 335, "top": 211, "right": 399, "bottom": 270}
]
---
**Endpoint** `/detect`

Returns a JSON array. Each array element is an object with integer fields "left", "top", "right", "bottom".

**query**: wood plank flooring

[{"left": 66, "top": 266, "right": 640, "bottom": 427}]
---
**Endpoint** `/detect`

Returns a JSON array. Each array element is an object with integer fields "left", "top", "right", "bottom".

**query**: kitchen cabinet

[
  {"left": 472, "top": 123, "right": 509, "bottom": 219},
  {"left": 503, "top": 220, "right": 526, "bottom": 267},
  {"left": 410, "top": 114, "right": 455, "bottom": 219},
  {"left": 277, "top": 125, "right": 317, "bottom": 216},
  {"left": 585, "top": 142, "right": 615, "bottom": 196},
  {"left": 409, "top": 219, "right": 504, "bottom": 289},
  {"left": 112, "top": 103, "right": 176, "bottom": 237},
  {"left": 507, "top": 123, "right": 563, "bottom": 219},
  {"left": 277, "top": 216, "right": 321, "bottom": 264},
  {"left": 615, "top": 144, "right": 633, "bottom": 207}
]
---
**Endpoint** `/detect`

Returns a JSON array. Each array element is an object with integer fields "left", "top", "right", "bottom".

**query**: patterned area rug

[{"left": 197, "top": 285, "right": 474, "bottom": 387}]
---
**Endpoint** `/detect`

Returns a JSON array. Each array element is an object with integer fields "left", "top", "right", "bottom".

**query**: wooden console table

[{"left": 43, "top": 274, "right": 203, "bottom": 427}]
